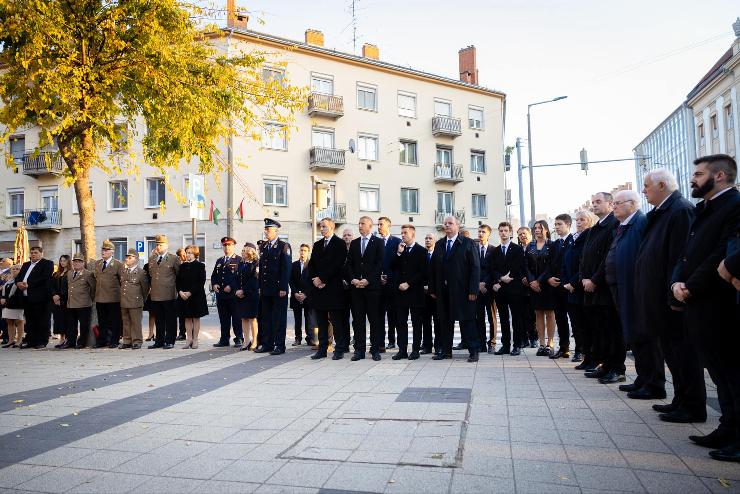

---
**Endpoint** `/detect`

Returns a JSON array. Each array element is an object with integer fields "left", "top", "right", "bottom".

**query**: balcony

[
  {"left": 24, "top": 209, "right": 62, "bottom": 231},
  {"left": 432, "top": 116, "right": 462, "bottom": 138},
  {"left": 316, "top": 203, "right": 347, "bottom": 224},
  {"left": 434, "top": 209, "right": 466, "bottom": 228},
  {"left": 309, "top": 147, "right": 346, "bottom": 172},
  {"left": 22, "top": 152, "right": 65, "bottom": 177},
  {"left": 308, "top": 93, "right": 344, "bottom": 118},
  {"left": 433, "top": 163, "right": 464, "bottom": 184}
]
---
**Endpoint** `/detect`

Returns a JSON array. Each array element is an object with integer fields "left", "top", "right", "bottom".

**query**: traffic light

[{"left": 580, "top": 148, "right": 588, "bottom": 174}]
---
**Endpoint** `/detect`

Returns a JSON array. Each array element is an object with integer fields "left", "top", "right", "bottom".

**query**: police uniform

[
  {"left": 257, "top": 218, "right": 292, "bottom": 354},
  {"left": 210, "top": 237, "right": 244, "bottom": 346}
]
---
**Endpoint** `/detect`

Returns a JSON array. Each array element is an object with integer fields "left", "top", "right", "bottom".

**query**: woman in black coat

[
  {"left": 526, "top": 220, "right": 557, "bottom": 356},
  {"left": 176, "top": 245, "right": 208, "bottom": 349},
  {"left": 51, "top": 255, "right": 71, "bottom": 347},
  {"left": 236, "top": 243, "right": 260, "bottom": 351}
]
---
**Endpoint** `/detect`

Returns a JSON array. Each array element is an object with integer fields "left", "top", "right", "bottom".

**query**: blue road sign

[{"left": 136, "top": 240, "right": 145, "bottom": 253}]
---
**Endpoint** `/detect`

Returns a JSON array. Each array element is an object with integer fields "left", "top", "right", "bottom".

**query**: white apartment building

[{"left": 0, "top": 15, "right": 506, "bottom": 263}]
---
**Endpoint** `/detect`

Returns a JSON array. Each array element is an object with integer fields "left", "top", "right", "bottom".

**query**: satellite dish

[{"left": 348, "top": 138, "right": 355, "bottom": 153}]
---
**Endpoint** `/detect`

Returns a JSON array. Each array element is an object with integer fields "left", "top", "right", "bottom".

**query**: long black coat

[
  {"left": 390, "top": 243, "right": 427, "bottom": 308},
  {"left": 633, "top": 191, "right": 694, "bottom": 338},
  {"left": 579, "top": 212, "right": 618, "bottom": 306},
  {"left": 429, "top": 235, "right": 480, "bottom": 321},
  {"left": 345, "top": 235, "right": 384, "bottom": 290},
  {"left": 176, "top": 261, "right": 208, "bottom": 318},
  {"left": 306, "top": 235, "right": 347, "bottom": 311}
]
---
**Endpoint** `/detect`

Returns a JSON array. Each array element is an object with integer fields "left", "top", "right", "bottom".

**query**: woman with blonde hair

[
  {"left": 236, "top": 243, "right": 259, "bottom": 351},
  {"left": 175, "top": 245, "right": 208, "bottom": 348},
  {"left": 1, "top": 265, "right": 24, "bottom": 348}
]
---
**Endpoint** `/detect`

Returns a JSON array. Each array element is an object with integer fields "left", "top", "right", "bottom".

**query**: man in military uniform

[
  {"left": 148, "top": 235, "right": 181, "bottom": 349},
  {"left": 119, "top": 248, "right": 150, "bottom": 349},
  {"left": 64, "top": 253, "right": 95, "bottom": 349},
  {"left": 211, "top": 236, "right": 243, "bottom": 348},
  {"left": 257, "top": 218, "right": 292, "bottom": 355},
  {"left": 91, "top": 240, "right": 122, "bottom": 348}
]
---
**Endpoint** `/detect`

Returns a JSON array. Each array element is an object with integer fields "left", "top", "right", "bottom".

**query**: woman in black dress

[
  {"left": 526, "top": 220, "right": 557, "bottom": 356},
  {"left": 236, "top": 243, "right": 259, "bottom": 351},
  {"left": 176, "top": 245, "right": 208, "bottom": 349},
  {"left": 51, "top": 255, "right": 70, "bottom": 347}
]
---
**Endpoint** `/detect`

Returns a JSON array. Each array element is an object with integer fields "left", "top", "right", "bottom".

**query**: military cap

[
  {"left": 264, "top": 218, "right": 281, "bottom": 229},
  {"left": 125, "top": 248, "right": 138, "bottom": 258},
  {"left": 243, "top": 242, "right": 256, "bottom": 250},
  {"left": 72, "top": 252, "right": 85, "bottom": 262},
  {"left": 155, "top": 234, "right": 168, "bottom": 244},
  {"left": 101, "top": 239, "right": 115, "bottom": 250},
  {"left": 221, "top": 236, "right": 236, "bottom": 245}
]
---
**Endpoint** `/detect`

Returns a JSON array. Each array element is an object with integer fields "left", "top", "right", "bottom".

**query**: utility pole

[{"left": 515, "top": 138, "right": 525, "bottom": 227}]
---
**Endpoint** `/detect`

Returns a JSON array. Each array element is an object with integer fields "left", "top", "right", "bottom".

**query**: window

[
  {"left": 73, "top": 184, "right": 93, "bottom": 215},
  {"left": 39, "top": 187, "right": 58, "bottom": 210},
  {"left": 262, "top": 67, "right": 285, "bottom": 86},
  {"left": 401, "top": 188, "right": 419, "bottom": 214},
  {"left": 472, "top": 194, "right": 487, "bottom": 217},
  {"left": 397, "top": 91, "right": 416, "bottom": 118},
  {"left": 310, "top": 74, "right": 334, "bottom": 95},
  {"left": 262, "top": 123, "right": 287, "bottom": 150},
  {"left": 698, "top": 124, "right": 705, "bottom": 146},
  {"left": 358, "top": 134, "right": 378, "bottom": 161},
  {"left": 145, "top": 237, "right": 158, "bottom": 258},
  {"left": 7, "top": 189, "right": 24, "bottom": 216},
  {"left": 436, "top": 146, "right": 452, "bottom": 165},
  {"left": 711, "top": 114, "right": 718, "bottom": 138},
  {"left": 357, "top": 83, "right": 377, "bottom": 111},
  {"left": 726, "top": 105, "right": 734, "bottom": 130},
  {"left": 146, "top": 178, "right": 165, "bottom": 208},
  {"left": 400, "top": 141, "right": 417, "bottom": 165},
  {"left": 183, "top": 233, "right": 206, "bottom": 262},
  {"left": 312, "top": 128, "right": 335, "bottom": 148},
  {"left": 434, "top": 100, "right": 452, "bottom": 117},
  {"left": 110, "top": 238, "right": 127, "bottom": 261},
  {"left": 437, "top": 191, "right": 454, "bottom": 214},
  {"left": 109, "top": 181, "right": 128, "bottom": 210},
  {"left": 470, "top": 151, "right": 486, "bottom": 173},
  {"left": 9, "top": 135, "right": 25, "bottom": 161},
  {"left": 264, "top": 178, "right": 287, "bottom": 206},
  {"left": 468, "top": 106, "right": 484, "bottom": 129},
  {"left": 359, "top": 185, "right": 380, "bottom": 212}
]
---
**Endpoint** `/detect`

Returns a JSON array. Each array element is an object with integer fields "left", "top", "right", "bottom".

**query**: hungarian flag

[
  {"left": 237, "top": 199, "right": 244, "bottom": 223},
  {"left": 209, "top": 200, "right": 221, "bottom": 225}
]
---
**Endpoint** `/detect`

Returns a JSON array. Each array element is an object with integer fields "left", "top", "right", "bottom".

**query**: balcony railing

[
  {"left": 316, "top": 203, "right": 347, "bottom": 224},
  {"left": 22, "top": 152, "right": 65, "bottom": 177},
  {"left": 432, "top": 116, "right": 462, "bottom": 137},
  {"left": 24, "top": 209, "right": 62, "bottom": 230},
  {"left": 309, "top": 147, "right": 346, "bottom": 171},
  {"left": 433, "top": 163, "right": 464, "bottom": 183},
  {"left": 434, "top": 209, "right": 466, "bottom": 228},
  {"left": 308, "top": 93, "right": 344, "bottom": 118}
]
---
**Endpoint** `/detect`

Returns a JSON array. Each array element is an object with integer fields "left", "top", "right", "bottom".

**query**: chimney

[
  {"left": 458, "top": 45, "right": 478, "bottom": 85},
  {"left": 362, "top": 43, "right": 379, "bottom": 60},
  {"left": 305, "top": 29, "right": 324, "bottom": 47},
  {"left": 226, "top": 0, "right": 248, "bottom": 29}
]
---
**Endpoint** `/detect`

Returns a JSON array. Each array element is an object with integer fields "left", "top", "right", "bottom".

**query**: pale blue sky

[{"left": 236, "top": 0, "right": 738, "bottom": 218}]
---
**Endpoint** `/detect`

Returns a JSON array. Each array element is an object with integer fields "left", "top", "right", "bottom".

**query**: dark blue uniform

[
  {"left": 258, "top": 239, "right": 292, "bottom": 352},
  {"left": 211, "top": 254, "right": 243, "bottom": 345}
]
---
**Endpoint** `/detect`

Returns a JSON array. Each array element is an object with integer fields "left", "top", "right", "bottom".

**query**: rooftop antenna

[{"left": 350, "top": 0, "right": 358, "bottom": 54}]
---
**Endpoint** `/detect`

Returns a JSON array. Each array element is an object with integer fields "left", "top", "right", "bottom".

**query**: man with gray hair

[{"left": 633, "top": 168, "right": 706, "bottom": 418}]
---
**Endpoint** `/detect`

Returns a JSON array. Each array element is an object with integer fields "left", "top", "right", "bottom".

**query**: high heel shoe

[
  {"left": 182, "top": 341, "right": 192, "bottom": 349},
  {"left": 191, "top": 340, "right": 198, "bottom": 349},
  {"left": 145, "top": 336, "right": 154, "bottom": 342}
]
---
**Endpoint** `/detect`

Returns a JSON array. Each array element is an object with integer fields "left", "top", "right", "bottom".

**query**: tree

[{"left": 0, "top": 0, "right": 305, "bottom": 259}]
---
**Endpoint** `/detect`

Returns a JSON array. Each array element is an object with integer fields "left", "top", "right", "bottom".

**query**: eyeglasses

[{"left": 613, "top": 200, "right": 634, "bottom": 206}]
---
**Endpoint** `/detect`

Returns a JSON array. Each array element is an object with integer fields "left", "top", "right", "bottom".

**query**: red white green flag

[{"left": 237, "top": 198, "right": 244, "bottom": 223}]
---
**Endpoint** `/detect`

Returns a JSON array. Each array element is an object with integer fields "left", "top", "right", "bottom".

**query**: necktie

[
  {"left": 73, "top": 271, "right": 78, "bottom": 279},
  {"left": 324, "top": 238, "right": 330, "bottom": 248},
  {"left": 361, "top": 237, "right": 367, "bottom": 256},
  {"left": 502, "top": 245, "right": 506, "bottom": 257},
  {"left": 617, "top": 225, "right": 624, "bottom": 236},
  {"left": 446, "top": 239, "right": 452, "bottom": 256},
  {"left": 103, "top": 260, "right": 107, "bottom": 271},
  {"left": 480, "top": 246, "right": 485, "bottom": 259},
  {"left": 428, "top": 252, "right": 432, "bottom": 261},
  {"left": 406, "top": 245, "right": 411, "bottom": 254},
  {"left": 157, "top": 255, "right": 163, "bottom": 265}
]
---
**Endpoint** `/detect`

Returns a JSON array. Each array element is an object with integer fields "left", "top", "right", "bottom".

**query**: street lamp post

[{"left": 526, "top": 95, "right": 567, "bottom": 225}]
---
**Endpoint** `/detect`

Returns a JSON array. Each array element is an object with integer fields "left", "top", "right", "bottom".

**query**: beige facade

[{"left": 1, "top": 23, "right": 506, "bottom": 264}]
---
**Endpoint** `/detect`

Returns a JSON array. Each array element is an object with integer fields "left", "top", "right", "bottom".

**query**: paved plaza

[{"left": 0, "top": 311, "right": 737, "bottom": 494}]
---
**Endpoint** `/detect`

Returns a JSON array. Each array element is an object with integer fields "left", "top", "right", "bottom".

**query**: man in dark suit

[
  {"left": 211, "top": 236, "right": 243, "bottom": 348},
  {"left": 634, "top": 169, "right": 705, "bottom": 419},
  {"left": 390, "top": 224, "right": 427, "bottom": 360},
  {"left": 672, "top": 154, "right": 740, "bottom": 462},
  {"left": 491, "top": 222, "right": 526, "bottom": 356},
  {"left": 469, "top": 225, "right": 495, "bottom": 353},
  {"left": 307, "top": 217, "right": 349, "bottom": 360},
  {"left": 429, "top": 215, "right": 481, "bottom": 362},
  {"left": 289, "top": 244, "right": 314, "bottom": 346},
  {"left": 377, "top": 216, "right": 401, "bottom": 350},
  {"left": 16, "top": 246, "right": 54, "bottom": 348},
  {"left": 345, "top": 216, "right": 384, "bottom": 361},
  {"left": 421, "top": 233, "right": 438, "bottom": 354},
  {"left": 549, "top": 214, "right": 574, "bottom": 359},
  {"left": 258, "top": 219, "right": 292, "bottom": 355}
]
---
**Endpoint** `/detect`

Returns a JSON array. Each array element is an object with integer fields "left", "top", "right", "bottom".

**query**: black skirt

[{"left": 236, "top": 290, "right": 259, "bottom": 319}]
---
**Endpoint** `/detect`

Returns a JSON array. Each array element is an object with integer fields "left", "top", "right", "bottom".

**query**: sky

[{"left": 225, "top": 0, "right": 738, "bottom": 220}]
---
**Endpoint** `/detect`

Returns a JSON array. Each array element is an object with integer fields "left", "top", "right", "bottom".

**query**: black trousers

[
  {"left": 292, "top": 304, "right": 315, "bottom": 342},
  {"left": 660, "top": 310, "right": 706, "bottom": 416},
  {"left": 178, "top": 315, "right": 186, "bottom": 338},
  {"left": 438, "top": 288, "right": 478, "bottom": 355},
  {"left": 350, "top": 289, "right": 382, "bottom": 354},
  {"left": 151, "top": 299, "right": 177, "bottom": 345},
  {"left": 582, "top": 305, "right": 607, "bottom": 365},
  {"left": 316, "top": 309, "right": 348, "bottom": 354},
  {"left": 554, "top": 292, "right": 571, "bottom": 351},
  {"left": 522, "top": 295, "right": 537, "bottom": 346},
  {"left": 475, "top": 292, "right": 494, "bottom": 349},
  {"left": 495, "top": 291, "right": 525, "bottom": 350},
  {"left": 216, "top": 297, "right": 242, "bottom": 345},
  {"left": 605, "top": 287, "right": 627, "bottom": 375},
  {"left": 24, "top": 300, "right": 50, "bottom": 346},
  {"left": 261, "top": 295, "right": 288, "bottom": 351},
  {"left": 566, "top": 303, "right": 585, "bottom": 354},
  {"left": 96, "top": 302, "right": 122, "bottom": 346},
  {"left": 66, "top": 306, "right": 91, "bottom": 347},
  {"left": 396, "top": 305, "right": 423, "bottom": 354},
  {"left": 631, "top": 338, "right": 666, "bottom": 392},
  {"left": 422, "top": 294, "right": 439, "bottom": 352},
  {"left": 380, "top": 286, "right": 397, "bottom": 346}
]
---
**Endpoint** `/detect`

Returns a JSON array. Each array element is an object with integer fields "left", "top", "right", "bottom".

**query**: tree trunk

[{"left": 66, "top": 129, "right": 96, "bottom": 261}]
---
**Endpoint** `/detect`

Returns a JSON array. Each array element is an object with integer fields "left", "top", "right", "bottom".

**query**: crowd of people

[{"left": 0, "top": 153, "right": 738, "bottom": 462}]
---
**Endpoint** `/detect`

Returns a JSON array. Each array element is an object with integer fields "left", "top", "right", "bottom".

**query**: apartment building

[{"left": 0, "top": 14, "right": 506, "bottom": 262}]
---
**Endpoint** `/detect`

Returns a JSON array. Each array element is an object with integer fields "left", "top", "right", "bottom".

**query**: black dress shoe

[
  {"left": 132, "top": 343, "right": 142, "bottom": 349},
  {"left": 627, "top": 387, "right": 667, "bottom": 400},
  {"left": 351, "top": 352, "right": 365, "bottom": 361},
  {"left": 529, "top": 340, "right": 537, "bottom": 348},
  {"left": 419, "top": 348, "right": 432, "bottom": 355},
  {"left": 254, "top": 346, "right": 271, "bottom": 353},
  {"left": 392, "top": 353, "right": 408, "bottom": 360},
  {"left": 94, "top": 343, "right": 107, "bottom": 349},
  {"left": 689, "top": 429, "right": 735, "bottom": 448},
  {"left": 310, "top": 352, "right": 327, "bottom": 360},
  {"left": 510, "top": 347, "right": 521, "bottom": 356},
  {"left": 571, "top": 352, "right": 583, "bottom": 362},
  {"left": 332, "top": 351, "right": 344, "bottom": 360},
  {"left": 549, "top": 349, "right": 564, "bottom": 359},
  {"left": 432, "top": 353, "right": 445, "bottom": 360},
  {"left": 234, "top": 339, "right": 244, "bottom": 348},
  {"left": 118, "top": 343, "right": 133, "bottom": 349},
  {"left": 176, "top": 334, "right": 186, "bottom": 341},
  {"left": 494, "top": 347, "right": 510, "bottom": 355},
  {"left": 107, "top": 343, "right": 118, "bottom": 349},
  {"left": 75, "top": 344, "right": 86, "bottom": 349},
  {"left": 452, "top": 343, "right": 467, "bottom": 351},
  {"left": 145, "top": 336, "right": 154, "bottom": 342},
  {"left": 212, "top": 342, "right": 230, "bottom": 348},
  {"left": 467, "top": 352, "right": 479, "bottom": 363},
  {"left": 371, "top": 353, "right": 381, "bottom": 361},
  {"left": 270, "top": 349, "right": 285, "bottom": 355},
  {"left": 585, "top": 365, "right": 606, "bottom": 378},
  {"left": 619, "top": 383, "right": 640, "bottom": 392},
  {"left": 148, "top": 342, "right": 164, "bottom": 349},
  {"left": 163, "top": 343, "right": 174, "bottom": 349},
  {"left": 661, "top": 410, "right": 707, "bottom": 424},
  {"left": 58, "top": 342, "right": 73, "bottom": 349},
  {"left": 598, "top": 372, "right": 625, "bottom": 384},
  {"left": 408, "top": 351, "right": 420, "bottom": 360},
  {"left": 652, "top": 403, "right": 676, "bottom": 413},
  {"left": 574, "top": 361, "right": 589, "bottom": 370},
  {"left": 487, "top": 342, "right": 494, "bottom": 354},
  {"left": 709, "top": 442, "right": 740, "bottom": 462},
  {"left": 386, "top": 343, "right": 396, "bottom": 350}
]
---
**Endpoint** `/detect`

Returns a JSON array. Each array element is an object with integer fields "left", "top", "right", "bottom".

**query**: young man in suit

[
  {"left": 290, "top": 244, "right": 314, "bottom": 346},
  {"left": 421, "top": 233, "right": 438, "bottom": 354},
  {"left": 473, "top": 225, "right": 496, "bottom": 353},
  {"left": 16, "top": 246, "right": 54, "bottom": 348},
  {"left": 390, "top": 224, "right": 427, "bottom": 360},
  {"left": 147, "top": 235, "right": 181, "bottom": 349},
  {"left": 346, "top": 216, "right": 384, "bottom": 361},
  {"left": 549, "top": 214, "right": 575, "bottom": 359},
  {"left": 119, "top": 248, "right": 150, "bottom": 349},
  {"left": 491, "top": 222, "right": 526, "bottom": 356},
  {"left": 91, "top": 239, "right": 123, "bottom": 348},
  {"left": 377, "top": 216, "right": 401, "bottom": 350},
  {"left": 64, "top": 253, "right": 95, "bottom": 349}
]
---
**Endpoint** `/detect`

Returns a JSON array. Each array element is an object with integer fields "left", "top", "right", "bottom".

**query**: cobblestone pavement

[{"left": 0, "top": 311, "right": 737, "bottom": 494}]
